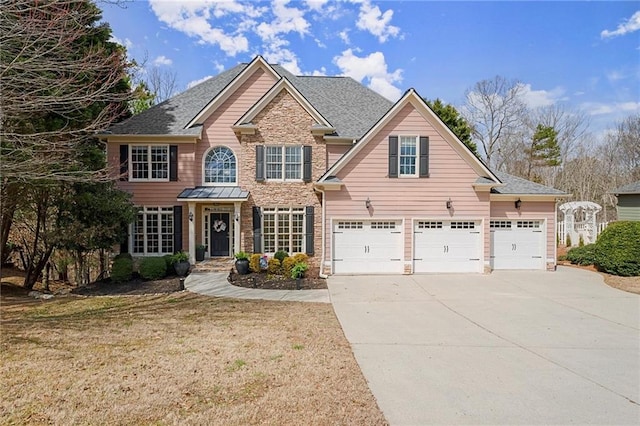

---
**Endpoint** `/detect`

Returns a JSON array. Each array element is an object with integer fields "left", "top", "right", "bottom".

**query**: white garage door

[
  {"left": 333, "top": 220, "right": 403, "bottom": 274},
  {"left": 413, "top": 220, "right": 482, "bottom": 273},
  {"left": 490, "top": 220, "right": 545, "bottom": 270}
]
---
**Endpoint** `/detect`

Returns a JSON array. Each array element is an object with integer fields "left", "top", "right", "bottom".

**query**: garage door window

[
  {"left": 417, "top": 221, "right": 443, "bottom": 229},
  {"left": 337, "top": 221, "right": 363, "bottom": 229},
  {"left": 451, "top": 221, "right": 475, "bottom": 229},
  {"left": 490, "top": 221, "right": 512, "bottom": 229},
  {"left": 517, "top": 221, "right": 540, "bottom": 228},
  {"left": 371, "top": 221, "right": 397, "bottom": 229}
]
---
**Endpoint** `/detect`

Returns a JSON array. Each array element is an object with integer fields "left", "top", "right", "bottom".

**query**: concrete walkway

[
  {"left": 184, "top": 271, "right": 330, "bottom": 303},
  {"left": 329, "top": 267, "right": 640, "bottom": 425}
]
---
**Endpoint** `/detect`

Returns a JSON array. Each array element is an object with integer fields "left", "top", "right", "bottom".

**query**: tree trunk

[{"left": 0, "top": 182, "right": 20, "bottom": 265}]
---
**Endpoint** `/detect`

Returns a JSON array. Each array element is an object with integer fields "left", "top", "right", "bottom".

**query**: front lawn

[{"left": 1, "top": 292, "right": 387, "bottom": 425}]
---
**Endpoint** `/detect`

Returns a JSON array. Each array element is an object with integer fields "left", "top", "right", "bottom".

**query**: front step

[{"left": 193, "top": 257, "right": 235, "bottom": 273}]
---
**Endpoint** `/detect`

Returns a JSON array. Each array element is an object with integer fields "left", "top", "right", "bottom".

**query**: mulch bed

[
  {"left": 229, "top": 271, "right": 327, "bottom": 290},
  {"left": 71, "top": 275, "right": 183, "bottom": 296}
]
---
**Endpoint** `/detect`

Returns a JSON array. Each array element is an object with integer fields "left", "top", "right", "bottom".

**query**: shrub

[
  {"left": 170, "top": 251, "right": 189, "bottom": 264},
  {"left": 267, "top": 258, "right": 281, "bottom": 274},
  {"left": 578, "top": 234, "right": 585, "bottom": 247},
  {"left": 282, "top": 256, "right": 296, "bottom": 277},
  {"left": 114, "top": 252, "right": 133, "bottom": 261},
  {"left": 249, "top": 253, "right": 262, "bottom": 273},
  {"left": 565, "top": 234, "right": 572, "bottom": 247},
  {"left": 111, "top": 257, "right": 133, "bottom": 283},
  {"left": 163, "top": 254, "right": 175, "bottom": 275},
  {"left": 594, "top": 221, "right": 640, "bottom": 277},
  {"left": 274, "top": 250, "right": 289, "bottom": 262},
  {"left": 291, "top": 262, "right": 308, "bottom": 279},
  {"left": 139, "top": 256, "right": 168, "bottom": 280},
  {"left": 566, "top": 244, "right": 597, "bottom": 266}
]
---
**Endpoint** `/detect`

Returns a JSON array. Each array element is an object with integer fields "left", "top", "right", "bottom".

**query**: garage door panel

[{"left": 413, "top": 220, "right": 481, "bottom": 273}]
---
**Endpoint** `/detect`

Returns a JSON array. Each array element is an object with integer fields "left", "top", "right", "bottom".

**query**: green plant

[
  {"left": 111, "top": 257, "right": 133, "bottom": 283},
  {"left": 235, "top": 251, "right": 249, "bottom": 261},
  {"left": 139, "top": 257, "right": 168, "bottom": 280},
  {"left": 274, "top": 250, "right": 289, "bottom": 262},
  {"left": 292, "top": 253, "right": 308, "bottom": 264},
  {"left": 594, "top": 221, "right": 640, "bottom": 276},
  {"left": 566, "top": 244, "right": 597, "bottom": 266},
  {"left": 291, "top": 262, "right": 308, "bottom": 279},
  {"left": 114, "top": 252, "right": 133, "bottom": 261},
  {"left": 249, "top": 253, "right": 262, "bottom": 273},
  {"left": 282, "top": 256, "right": 296, "bottom": 277},
  {"left": 578, "top": 234, "right": 585, "bottom": 247},
  {"left": 170, "top": 251, "right": 189, "bottom": 264},
  {"left": 565, "top": 234, "right": 572, "bottom": 247},
  {"left": 267, "top": 258, "right": 281, "bottom": 274},
  {"left": 196, "top": 244, "right": 206, "bottom": 250}
]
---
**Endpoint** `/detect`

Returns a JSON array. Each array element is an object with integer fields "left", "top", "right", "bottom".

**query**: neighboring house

[
  {"left": 102, "top": 56, "right": 567, "bottom": 275},
  {"left": 611, "top": 181, "right": 640, "bottom": 221}
]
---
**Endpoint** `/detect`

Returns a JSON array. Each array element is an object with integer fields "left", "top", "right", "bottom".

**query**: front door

[{"left": 210, "top": 213, "right": 230, "bottom": 256}]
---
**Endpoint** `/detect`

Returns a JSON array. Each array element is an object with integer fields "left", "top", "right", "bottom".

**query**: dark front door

[{"left": 210, "top": 213, "right": 230, "bottom": 256}]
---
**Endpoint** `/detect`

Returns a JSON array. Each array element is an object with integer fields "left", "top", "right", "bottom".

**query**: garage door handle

[
  {"left": 414, "top": 258, "right": 423, "bottom": 261},
  {"left": 334, "top": 259, "right": 343, "bottom": 261},
  {"left": 390, "top": 259, "right": 401, "bottom": 261},
  {"left": 391, "top": 231, "right": 401, "bottom": 234}
]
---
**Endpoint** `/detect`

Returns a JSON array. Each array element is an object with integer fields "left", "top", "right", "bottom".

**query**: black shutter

[
  {"left": 119, "top": 144, "right": 128, "bottom": 181},
  {"left": 173, "top": 206, "right": 183, "bottom": 252},
  {"left": 419, "top": 136, "right": 429, "bottom": 177},
  {"left": 303, "top": 146, "right": 312, "bottom": 182},
  {"left": 169, "top": 145, "right": 178, "bottom": 181},
  {"left": 120, "top": 227, "right": 129, "bottom": 254},
  {"left": 252, "top": 206, "right": 262, "bottom": 253},
  {"left": 388, "top": 136, "right": 398, "bottom": 178},
  {"left": 256, "top": 145, "right": 265, "bottom": 182},
  {"left": 305, "top": 206, "right": 314, "bottom": 256}
]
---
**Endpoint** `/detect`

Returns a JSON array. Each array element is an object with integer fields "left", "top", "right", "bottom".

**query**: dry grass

[
  {"left": 1, "top": 293, "right": 387, "bottom": 425},
  {"left": 603, "top": 274, "right": 640, "bottom": 295}
]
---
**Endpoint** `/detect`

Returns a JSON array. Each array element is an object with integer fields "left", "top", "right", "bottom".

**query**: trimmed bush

[
  {"left": 594, "top": 221, "right": 640, "bottom": 277},
  {"left": 292, "top": 253, "right": 308, "bottom": 264},
  {"left": 249, "top": 253, "right": 262, "bottom": 273},
  {"left": 111, "top": 257, "right": 133, "bottom": 283},
  {"left": 267, "top": 258, "right": 281, "bottom": 274},
  {"left": 274, "top": 250, "right": 289, "bottom": 263},
  {"left": 578, "top": 234, "right": 585, "bottom": 247},
  {"left": 114, "top": 252, "right": 133, "bottom": 261},
  {"left": 282, "top": 256, "right": 296, "bottom": 277},
  {"left": 139, "top": 256, "right": 168, "bottom": 280},
  {"left": 565, "top": 234, "right": 572, "bottom": 247},
  {"left": 566, "top": 244, "right": 597, "bottom": 266},
  {"left": 163, "top": 254, "right": 175, "bottom": 275}
]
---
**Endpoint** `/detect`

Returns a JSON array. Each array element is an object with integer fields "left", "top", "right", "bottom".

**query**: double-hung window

[
  {"left": 132, "top": 207, "right": 173, "bottom": 255},
  {"left": 130, "top": 145, "right": 169, "bottom": 181},
  {"left": 262, "top": 207, "right": 305, "bottom": 254},
  {"left": 265, "top": 146, "right": 302, "bottom": 181},
  {"left": 399, "top": 136, "right": 418, "bottom": 177}
]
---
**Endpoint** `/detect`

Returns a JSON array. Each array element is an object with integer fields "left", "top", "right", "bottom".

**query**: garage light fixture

[
  {"left": 515, "top": 199, "right": 522, "bottom": 210},
  {"left": 446, "top": 198, "right": 452, "bottom": 210},
  {"left": 365, "top": 197, "right": 371, "bottom": 209}
]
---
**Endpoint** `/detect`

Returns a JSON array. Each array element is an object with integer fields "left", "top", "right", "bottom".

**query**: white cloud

[
  {"left": 187, "top": 75, "right": 214, "bottom": 89},
  {"left": 582, "top": 101, "right": 640, "bottom": 116},
  {"left": 213, "top": 61, "right": 225, "bottom": 73},
  {"left": 517, "top": 83, "right": 566, "bottom": 108},
  {"left": 606, "top": 70, "right": 625, "bottom": 82},
  {"left": 153, "top": 55, "right": 173, "bottom": 66},
  {"left": 264, "top": 46, "right": 302, "bottom": 75},
  {"left": 601, "top": 10, "right": 640, "bottom": 38},
  {"left": 339, "top": 29, "right": 350, "bottom": 44},
  {"left": 334, "top": 49, "right": 402, "bottom": 100},
  {"left": 304, "top": 0, "right": 329, "bottom": 12},
  {"left": 256, "top": 0, "right": 310, "bottom": 41},
  {"left": 109, "top": 35, "right": 133, "bottom": 50},
  {"left": 149, "top": 0, "right": 254, "bottom": 56},
  {"left": 311, "top": 67, "right": 327, "bottom": 76},
  {"left": 355, "top": 0, "right": 400, "bottom": 43}
]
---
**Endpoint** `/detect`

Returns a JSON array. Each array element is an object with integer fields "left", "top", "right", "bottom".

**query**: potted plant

[
  {"left": 234, "top": 251, "right": 250, "bottom": 275},
  {"left": 291, "top": 262, "right": 308, "bottom": 290},
  {"left": 195, "top": 244, "right": 207, "bottom": 262},
  {"left": 171, "top": 251, "right": 190, "bottom": 277}
]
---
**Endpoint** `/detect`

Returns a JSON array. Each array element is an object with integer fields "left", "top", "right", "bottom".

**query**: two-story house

[{"left": 103, "top": 56, "right": 566, "bottom": 275}]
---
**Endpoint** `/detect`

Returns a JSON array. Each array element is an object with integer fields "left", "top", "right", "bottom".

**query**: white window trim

[
  {"left": 129, "top": 144, "right": 170, "bottom": 182},
  {"left": 262, "top": 206, "right": 306, "bottom": 254},
  {"left": 264, "top": 145, "right": 304, "bottom": 182},
  {"left": 398, "top": 135, "right": 419, "bottom": 178},
  {"left": 202, "top": 146, "right": 238, "bottom": 186},
  {"left": 131, "top": 206, "right": 174, "bottom": 256}
]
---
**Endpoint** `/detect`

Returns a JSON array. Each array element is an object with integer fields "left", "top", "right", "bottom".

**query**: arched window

[{"left": 204, "top": 147, "right": 236, "bottom": 184}]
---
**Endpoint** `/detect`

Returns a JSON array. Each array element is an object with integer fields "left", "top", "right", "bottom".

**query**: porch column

[
  {"left": 188, "top": 202, "right": 196, "bottom": 263},
  {"left": 234, "top": 202, "right": 241, "bottom": 255}
]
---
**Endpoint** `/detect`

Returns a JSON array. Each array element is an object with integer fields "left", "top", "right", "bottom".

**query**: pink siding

[
  {"left": 490, "top": 201, "right": 557, "bottom": 266},
  {"left": 325, "top": 104, "right": 490, "bottom": 265},
  {"left": 326, "top": 144, "right": 351, "bottom": 169},
  {"left": 198, "top": 68, "right": 277, "bottom": 185}
]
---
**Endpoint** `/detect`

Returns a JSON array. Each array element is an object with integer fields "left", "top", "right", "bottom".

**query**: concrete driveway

[{"left": 328, "top": 267, "right": 640, "bottom": 425}]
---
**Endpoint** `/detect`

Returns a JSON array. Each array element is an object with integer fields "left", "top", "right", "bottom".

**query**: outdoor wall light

[
  {"left": 188, "top": 212, "right": 194, "bottom": 222},
  {"left": 446, "top": 198, "right": 453, "bottom": 210},
  {"left": 515, "top": 199, "right": 522, "bottom": 210},
  {"left": 365, "top": 197, "right": 371, "bottom": 209},
  {"left": 235, "top": 212, "right": 240, "bottom": 222}
]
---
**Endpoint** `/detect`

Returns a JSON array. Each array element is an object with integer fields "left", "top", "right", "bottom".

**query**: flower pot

[
  {"left": 195, "top": 246, "right": 206, "bottom": 262},
  {"left": 235, "top": 259, "right": 250, "bottom": 275},
  {"left": 174, "top": 260, "right": 190, "bottom": 277}
]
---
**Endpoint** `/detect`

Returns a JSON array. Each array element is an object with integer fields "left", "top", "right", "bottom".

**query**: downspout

[{"left": 316, "top": 186, "right": 328, "bottom": 279}]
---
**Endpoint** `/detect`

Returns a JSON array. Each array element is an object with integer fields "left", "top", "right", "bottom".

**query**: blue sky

[{"left": 102, "top": 1, "right": 639, "bottom": 137}]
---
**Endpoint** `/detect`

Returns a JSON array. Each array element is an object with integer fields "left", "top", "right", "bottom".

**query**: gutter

[{"left": 315, "top": 186, "right": 329, "bottom": 279}]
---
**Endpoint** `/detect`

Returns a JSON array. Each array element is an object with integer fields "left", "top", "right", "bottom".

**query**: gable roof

[
  {"left": 491, "top": 172, "right": 567, "bottom": 195},
  {"left": 320, "top": 88, "right": 500, "bottom": 183},
  {"left": 612, "top": 180, "right": 640, "bottom": 195},
  {"left": 103, "top": 58, "right": 391, "bottom": 140}
]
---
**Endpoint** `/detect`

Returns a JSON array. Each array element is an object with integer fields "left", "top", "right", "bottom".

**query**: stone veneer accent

[{"left": 237, "top": 89, "right": 327, "bottom": 270}]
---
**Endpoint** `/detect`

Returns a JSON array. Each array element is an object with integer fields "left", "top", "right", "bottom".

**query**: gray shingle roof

[
  {"left": 105, "top": 62, "right": 392, "bottom": 140},
  {"left": 177, "top": 186, "right": 249, "bottom": 200},
  {"left": 612, "top": 180, "right": 640, "bottom": 194},
  {"left": 491, "top": 172, "right": 566, "bottom": 195}
]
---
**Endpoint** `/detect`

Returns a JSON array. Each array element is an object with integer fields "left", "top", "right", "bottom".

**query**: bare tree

[
  {"left": 606, "top": 114, "right": 640, "bottom": 180},
  {"left": 147, "top": 66, "right": 178, "bottom": 104},
  {"left": 462, "top": 76, "right": 527, "bottom": 169}
]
